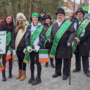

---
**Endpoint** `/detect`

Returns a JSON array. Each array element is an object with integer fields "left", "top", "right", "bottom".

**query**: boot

[
  {"left": 45, "top": 63, "right": 48, "bottom": 67},
  {"left": 50, "top": 58, "right": 55, "bottom": 68},
  {"left": 20, "top": 70, "right": 26, "bottom": 81},
  {"left": 16, "top": 70, "right": 22, "bottom": 79},
  {"left": 32, "top": 76, "right": 41, "bottom": 85},
  {"left": 28, "top": 76, "right": 35, "bottom": 84},
  {"left": 2, "top": 72, "right": 6, "bottom": 81},
  {"left": 9, "top": 70, "right": 12, "bottom": 78}
]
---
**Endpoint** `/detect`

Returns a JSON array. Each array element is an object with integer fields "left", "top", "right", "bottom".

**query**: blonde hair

[{"left": 14, "top": 21, "right": 27, "bottom": 33}]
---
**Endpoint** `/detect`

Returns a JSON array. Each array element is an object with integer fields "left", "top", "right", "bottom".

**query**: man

[
  {"left": 50, "top": 8, "right": 76, "bottom": 80},
  {"left": 25, "top": 13, "right": 45, "bottom": 85},
  {"left": 73, "top": 8, "right": 90, "bottom": 77},
  {"left": 39, "top": 9, "right": 46, "bottom": 23}
]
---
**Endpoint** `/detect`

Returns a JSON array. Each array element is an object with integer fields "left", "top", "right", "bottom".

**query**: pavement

[{"left": 0, "top": 56, "right": 90, "bottom": 90}]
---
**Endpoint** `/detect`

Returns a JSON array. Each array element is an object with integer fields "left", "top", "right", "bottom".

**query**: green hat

[
  {"left": 83, "top": 7, "right": 88, "bottom": 12},
  {"left": 88, "top": 13, "right": 90, "bottom": 16},
  {"left": 31, "top": 13, "right": 39, "bottom": 18}
]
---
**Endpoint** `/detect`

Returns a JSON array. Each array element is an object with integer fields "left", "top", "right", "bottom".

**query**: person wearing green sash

[
  {"left": 0, "top": 14, "right": 14, "bottom": 81},
  {"left": 24, "top": 13, "right": 45, "bottom": 85},
  {"left": 73, "top": 8, "right": 90, "bottom": 77},
  {"left": 43, "top": 15, "right": 55, "bottom": 68},
  {"left": 50, "top": 8, "right": 76, "bottom": 80}
]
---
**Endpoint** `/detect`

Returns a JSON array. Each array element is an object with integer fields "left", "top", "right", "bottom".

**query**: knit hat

[
  {"left": 31, "top": 13, "right": 39, "bottom": 18},
  {"left": 16, "top": 13, "right": 26, "bottom": 20}
]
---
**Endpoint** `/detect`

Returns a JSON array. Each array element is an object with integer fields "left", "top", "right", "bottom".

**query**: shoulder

[
  {"left": 26, "top": 24, "right": 31, "bottom": 31},
  {"left": 52, "top": 22, "right": 58, "bottom": 28}
]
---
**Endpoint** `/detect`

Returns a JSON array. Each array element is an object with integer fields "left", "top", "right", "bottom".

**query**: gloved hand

[
  {"left": 34, "top": 46, "right": 40, "bottom": 52},
  {"left": 67, "top": 43, "right": 71, "bottom": 47},
  {"left": 27, "top": 46, "right": 32, "bottom": 53},
  {"left": 23, "top": 48, "right": 27, "bottom": 54},
  {"left": 13, "top": 50, "right": 16, "bottom": 56}
]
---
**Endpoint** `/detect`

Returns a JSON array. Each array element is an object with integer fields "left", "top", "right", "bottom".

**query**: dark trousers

[
  {"left": 75, "top": 53, "right": 89, "bottom": 73},
  {"left": 30, "top": 51, "right": 42, "bottom": 78},
  {"left": 55, "top": 58, "right": 71, "bottom": 76},
  {"left": 75, "top": 52, "right": 81, "bottom": 71},
  {"left": 2, "top": 54, "right": 13, "bottom": 72},
  {"left": 16, "top": 50, "right": 26, "bottom": 70},
  {"left": 46, "top": 48, "right": 54, "bottom": 64}
]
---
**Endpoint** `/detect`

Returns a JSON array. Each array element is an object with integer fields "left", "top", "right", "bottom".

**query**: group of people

[{"left": 0, "top": 7, "right": 90, "bottom": 86}]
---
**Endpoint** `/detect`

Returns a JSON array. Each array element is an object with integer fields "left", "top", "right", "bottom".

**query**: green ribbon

[
  {"left": 72, "top": 19, "right": 90, "bottom": 54},
  {"left": 77, "top": 20, "right": 82, "bottom": 22},
  {"left": 44, "top": 25, "right": 52, "bottom": 47},
  {"left": 50, "top": 21, "right": 72, "bottom": 59}
]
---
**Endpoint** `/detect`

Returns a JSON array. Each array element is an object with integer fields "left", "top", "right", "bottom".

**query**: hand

[
  {"left": 13, "top": 50, "right": 16, "bottom": 56},
  {"left": 23, "top": 48, "right": 27, "bottom": 54},
  {"left": 34, "top": 46, "right": 40, "bottom": 52},
  {"left": 27, "top": 46, "right": 32, "bottom": 53},
  {"left": 67, "top": 43, "right": 71, "bottom": 47},
  {"left": 75, "top": 37, "right": 80, "bottom": 43}
]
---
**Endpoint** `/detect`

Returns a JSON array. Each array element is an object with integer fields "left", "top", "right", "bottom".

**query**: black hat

[
  {"left": 56, "top": 8, "right": 65, "bottom": 15},
  {"left": 44, "top": 15, "right": 51, "bottom": 20},
  {"left": 76, "top": 8, "right": 85, "bottom": 15},
  {"left": 40, "top": 9, "right": 46, "bottom": 13}
]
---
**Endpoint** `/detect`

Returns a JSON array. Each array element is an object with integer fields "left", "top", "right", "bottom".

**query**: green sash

[
  {"left": 44, "top": 25, "right": 52, "bottom": 47},
  {"left": 72, "top": 19, "right": 90, "bottom": 54},
  {"left": 0, "top": 31, "right": 12, "bottom": 59},
  {"left": 23, "top": 25, "right": 44, "bottom": 64},
  {"left": 50, "top": 21, "right": 72, "bottom": 59}
]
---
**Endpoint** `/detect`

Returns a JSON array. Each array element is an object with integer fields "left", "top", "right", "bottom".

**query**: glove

[
  {"left": 27, "top": 46, "right": 32, "bottom": 53},
  {"left": 13, "top": 50, "right": 16, "bottom": 56},
  {"left": 12, "top": 50, "right": 16, "bottom": 59},
  {"left": 23, "top": 48, "right": 27, "bottom": 54},
  {"left": 67, "top": 43, "right": 71, "bottom": 47},
  {"left": 34, "top": 46, "right": 40, "bottom": 52}
]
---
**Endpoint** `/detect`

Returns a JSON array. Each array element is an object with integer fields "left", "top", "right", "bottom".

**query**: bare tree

[{"left": 83, "top": 0, "right": 89, "bottom": 7}]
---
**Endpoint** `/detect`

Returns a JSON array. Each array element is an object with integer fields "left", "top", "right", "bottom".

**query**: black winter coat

[
  {"left": 25, "top": 24, "right": 45, "bottom": 49},
  {"left": 76, "top": 21, "right": 90, "bottom": 56},
  {"left": 51, "top": 20, "right": 76, "bottom": 59},
  {"left": 11, "top": 26, "right": 26, "bottom": 51}
]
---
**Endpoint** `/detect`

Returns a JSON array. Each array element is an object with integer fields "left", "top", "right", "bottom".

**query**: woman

[
  {"left": 43, "top": 15, "right": 55, "bottom": 68},
  {"left": 0, "top": 14, "right": 14, "bottom": 81},
  {"left": 25, "top": 13, "right": 45, "bottom": 85},
  {"left": 12, "top": 13, "right": 27, "bottom": 81}
]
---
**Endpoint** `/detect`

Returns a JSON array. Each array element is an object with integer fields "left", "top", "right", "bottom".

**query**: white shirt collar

[{"left": 56, "top": 19, "right": 64, "bottom": 27}]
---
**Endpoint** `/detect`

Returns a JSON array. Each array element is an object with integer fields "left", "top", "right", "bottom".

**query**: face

[
  {"left": 57, "top": 13, "right": 65, "bottom": 22},
  {"left": 6, "top": 16, "right": 12, "bottom": 24},
  {"left": 40, "top": 12, "right": 45, "bottom": 17},
  {"left": 17, "top": 16, "right": 23, "bottom": 24},
  {"left": 32, "top": 16, "right": 38, "bottom": 23},
  {"left": 77, "top": 12, "right": 84, "bottom": 20},
  {"left": 45, "top": 18, "right": 51, "bottom": 24},
  {"left": 88, "top": 16, "right": 90, "bottom": 20}
]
